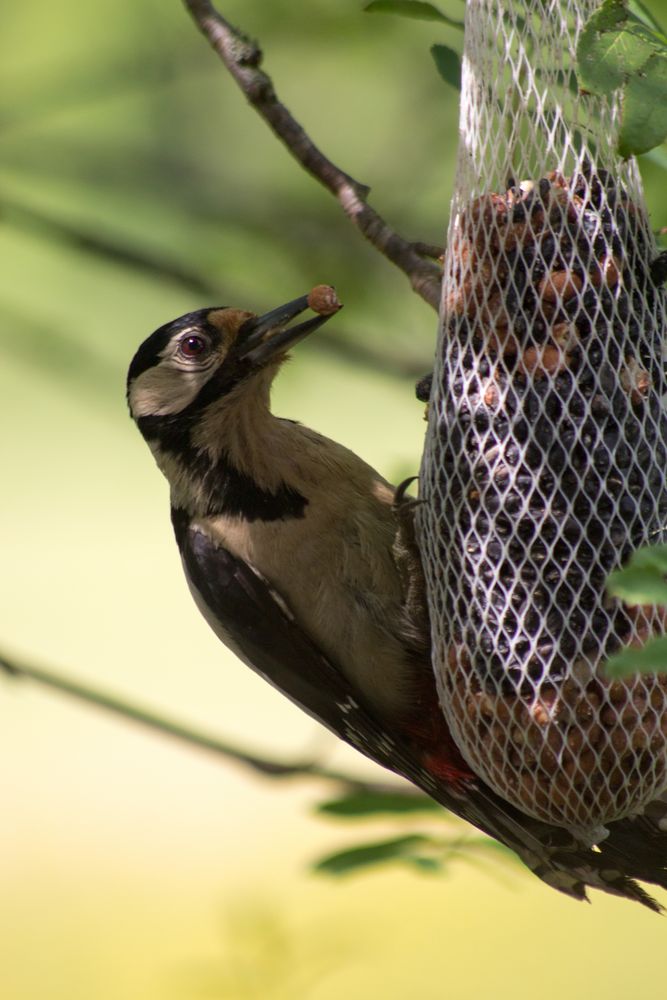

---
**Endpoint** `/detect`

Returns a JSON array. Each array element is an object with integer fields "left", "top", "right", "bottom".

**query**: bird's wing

[
  {"left": 175, "top": 516, "right": 428, "bottom": 777},
  {"left": 175, "top": 515, "right": 667, "bottom": 910}
]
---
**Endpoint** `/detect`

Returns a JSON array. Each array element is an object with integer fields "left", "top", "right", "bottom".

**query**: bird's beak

[{"left": 236, "top": 292, "right": 341, "bottom": 366}]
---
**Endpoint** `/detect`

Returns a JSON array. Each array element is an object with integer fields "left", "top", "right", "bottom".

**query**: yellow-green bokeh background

[{"left": 3, "top": 2, "right": 667, "bottom": 997}]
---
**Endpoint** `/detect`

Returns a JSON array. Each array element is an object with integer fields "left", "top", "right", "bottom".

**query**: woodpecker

[{"left": 128, "top": 288, "right": 667, "bottom": 909}]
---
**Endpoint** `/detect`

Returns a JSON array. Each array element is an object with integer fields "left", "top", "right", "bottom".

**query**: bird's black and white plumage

[{"left": 127, "top": 291, "right": 667, "bottom": 909}]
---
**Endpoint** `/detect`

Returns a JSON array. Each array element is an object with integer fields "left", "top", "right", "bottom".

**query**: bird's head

[{"left": 127, "top": 289, "right": 341, "bottom": 423}]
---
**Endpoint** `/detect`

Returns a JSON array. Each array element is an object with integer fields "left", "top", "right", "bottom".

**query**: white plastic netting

[{"left": 417, "top": 0, "right": 667, "bottom": 835}]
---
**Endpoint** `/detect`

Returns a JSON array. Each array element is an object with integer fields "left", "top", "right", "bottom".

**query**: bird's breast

[{"left": 195, "top": 498, "right": 415, "bottom": 717}]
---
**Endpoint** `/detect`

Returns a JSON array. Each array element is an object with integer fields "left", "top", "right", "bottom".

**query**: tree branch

[
  {"left": 0, "top": 648, "right": 410, "bottom": 795},
  {"left": 182, "top": 0, "right": 443, "bottom": 310}
]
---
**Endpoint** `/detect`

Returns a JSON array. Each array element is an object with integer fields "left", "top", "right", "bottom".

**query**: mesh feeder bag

[{"left": 418, "top": 0, "right": 667, "bottom": 835}]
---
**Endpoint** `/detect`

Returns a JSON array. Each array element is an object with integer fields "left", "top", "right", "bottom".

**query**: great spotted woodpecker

[{"left": 127, "top": 287, "right": 667, "bottom": 909}]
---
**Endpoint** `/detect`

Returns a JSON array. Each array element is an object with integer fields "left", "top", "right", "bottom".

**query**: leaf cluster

[
  {"left": 311, "top": 788, "right": 516, "bottom": 877},
  {"left": 367, "top": 1, "right": 667, "bottom": 157},
  {"left": 577, "top": 0, "right": 667, "bottom": 156},
  {"left": 606, "top": 546, "right": 667, "bottom": 677}
]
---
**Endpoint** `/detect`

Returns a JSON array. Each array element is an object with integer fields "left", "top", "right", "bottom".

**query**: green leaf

[
  {"left": 407, "top": 855, "right": 443, "bottom": 872},
  {"left": 313, "top": 834, "right": 433, "bottom": 876},
  {"left": 578, "top": 1, "right": 662, "bottom": 93},
  {"left": 430, "top": 44, "right": 462, "bottom": 89},
  {"left": 619, "top": 55, "right": 667, "bottom": 155},
  {"left": 576, "top": 0, "right": 667, "bottom": 155},
  {"left": 606, "top": 635, "right": 667, "bottom": 677},
  {"left": 316, "top": 790, "right": 442, "bottom": 817},
  {"left": 607, "top": 545, "right": 667, "bottom": 605},
  {"left": 363, "top": 1, "right": 464, "bottom": 30},
  {"left": 627, "top": 0, "right": 667, "bottom": 36},
  {"left": 607, "top": 566, "right": 667, "bottom": 605},
  {"left": 624, "top": 544, "right": 667, "bottom": 573}
]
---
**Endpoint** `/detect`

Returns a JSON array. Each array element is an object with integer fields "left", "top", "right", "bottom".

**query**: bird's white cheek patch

[{"left": 129, "top": 364, "right": 207, "bottom": 417}]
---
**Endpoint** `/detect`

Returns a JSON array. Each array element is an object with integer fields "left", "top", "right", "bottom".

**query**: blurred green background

[{"left": 3, "top": 1, "right": 667, "bottom": 998}]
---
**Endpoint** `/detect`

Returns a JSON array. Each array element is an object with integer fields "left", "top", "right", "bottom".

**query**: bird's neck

[{"left": 144, "top": 372, "right": 309, "bottom": 522}]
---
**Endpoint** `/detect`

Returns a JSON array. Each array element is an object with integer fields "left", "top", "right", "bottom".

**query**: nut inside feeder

[{"left": 417, "top": 0, "right": 667, "bottom": 834}]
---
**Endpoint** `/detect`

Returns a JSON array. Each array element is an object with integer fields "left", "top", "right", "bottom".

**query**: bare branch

[
  {"left": 182, "top": 0, "right": 443, "bottom": 310},
  {"left": 0, "top": 648, "right": 413, "bottom": 795}
]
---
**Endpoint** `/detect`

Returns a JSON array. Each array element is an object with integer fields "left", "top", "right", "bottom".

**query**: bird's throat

[{"left": 145, "top": 383, "right": 308, "bottom": 523}]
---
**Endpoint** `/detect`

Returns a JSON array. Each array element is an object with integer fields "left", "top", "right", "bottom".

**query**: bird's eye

[{"left": 179, "top": 334, "right": 209, "bottom": 359}]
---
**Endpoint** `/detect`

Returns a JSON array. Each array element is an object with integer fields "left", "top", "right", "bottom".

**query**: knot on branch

[
  {"left": 233, "top": 35, "right": 262, "bottom": 67},
  {"left": 246, "top": 72, "right": 276, "bottom": 104}
]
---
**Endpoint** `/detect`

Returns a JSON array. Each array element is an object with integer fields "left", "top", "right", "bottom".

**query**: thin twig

[
  {"left": 0, "top": 649, "right": 413, "bottom": 795},
  {"left": 181, "top": 0, "right": 443, "bottom": 310}
]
